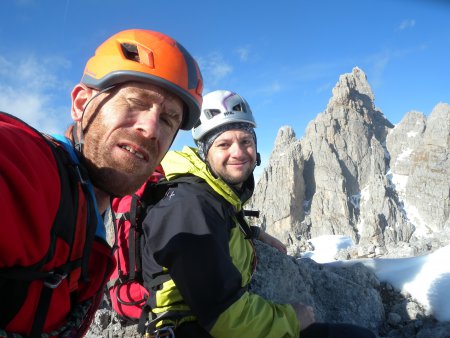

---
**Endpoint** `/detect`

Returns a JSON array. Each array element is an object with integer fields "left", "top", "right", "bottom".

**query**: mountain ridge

[{"left": 249, "top": 67, "right": 450, "bottom": 258}]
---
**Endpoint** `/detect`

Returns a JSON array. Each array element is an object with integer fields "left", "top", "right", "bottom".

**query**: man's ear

[{"left": 71, "top": 83, "right": 93, "bottom": 122}]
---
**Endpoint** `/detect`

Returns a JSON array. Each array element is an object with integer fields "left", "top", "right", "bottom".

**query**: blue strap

[{"left": 51, "top": 134, "right": 106, "bottom": 240}]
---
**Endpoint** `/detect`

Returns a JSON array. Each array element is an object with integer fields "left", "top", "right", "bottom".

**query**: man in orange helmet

[{"left": 0, "top": 29, "right": 203, "bottom": 337}]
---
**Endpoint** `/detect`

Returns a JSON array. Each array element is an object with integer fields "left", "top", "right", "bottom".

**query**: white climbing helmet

[{"left": 192, "top": 90, "right": 256, "bottom": 141}]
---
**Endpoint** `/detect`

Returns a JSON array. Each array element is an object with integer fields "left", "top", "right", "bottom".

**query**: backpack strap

[
  {"left": 128, "top": 193, "right": 140, "bottom": 282},
  {"left": 34, "top": 137, "right": 97, "bottom": 337},
  {"left": 0, "top": 114, "right": 98, "bottom": 337}
]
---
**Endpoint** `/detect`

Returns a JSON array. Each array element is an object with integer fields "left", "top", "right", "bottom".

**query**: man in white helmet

[{"left": 141, "top": 90, "right": 376, "bottom": 338}]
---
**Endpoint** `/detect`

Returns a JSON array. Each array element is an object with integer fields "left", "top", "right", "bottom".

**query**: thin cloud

[
  {"left": 399, "top": 19, "right": 416, "bottom": 30},
  {"left": 236, "top": 47, "right": 250, "bottom": 61},
  {"left": 262, "top": 81, "right": 282, "bottom": 94},
  {"left": 316, "top": 82, "right": 332, "bottom": 94},
  {"left": 197, "top": 52, "right": 233, "bottom": 85},
  {"left": 0, "top": 54, "right": 72, "bottom": 133},
  {"left": 365, "top": 44, "right": 426, "bottom": 88},
  {"left": 288, "top": 62, "right": 338, "bottom": 82}
]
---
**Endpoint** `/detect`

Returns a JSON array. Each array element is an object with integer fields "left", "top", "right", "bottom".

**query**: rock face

[
  {"left": 250, "top": 67, "right": 450, "bottom": 254},
  {"left": 87, "top": 242, "right": 447, "bottom": 338},
  {"left": 249, "top": 242, "right": 384, "bottom": 331},
  {"left": 249, "top": 126, "right": 305, "bottom": 245},
  {"left": 386, "top": 104, "right": 450, "bottom": 235}
]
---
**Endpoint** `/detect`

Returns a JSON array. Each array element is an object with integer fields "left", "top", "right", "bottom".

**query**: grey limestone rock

[
  {"left": 250, "top": 67, "right": 448, "bottom": 250},
  {"left": 248, "top": 126, "right": 306, "bottom": 245}
]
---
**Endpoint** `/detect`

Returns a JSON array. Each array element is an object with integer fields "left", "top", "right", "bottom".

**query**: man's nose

[
  {"left": 230, "top": 142, "right": 245, "bottom": 157},
  {"left": 134, "top": 106, "right": 162, "bottom": 139}
]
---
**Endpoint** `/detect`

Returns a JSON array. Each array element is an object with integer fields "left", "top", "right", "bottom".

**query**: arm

[
  {"left": 257, "top": 229, "right": 288, "bottom": 254},
  {"left": 291, "top": 303, "right": 316, "bottom": 331}
]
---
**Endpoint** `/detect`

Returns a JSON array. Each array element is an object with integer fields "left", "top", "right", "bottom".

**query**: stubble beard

[
  {"left": 82, "top": 115, "right": 158, "bottom": 197},
  {"left": 212, "top": 163, "right": 254, "bottom": 188}
]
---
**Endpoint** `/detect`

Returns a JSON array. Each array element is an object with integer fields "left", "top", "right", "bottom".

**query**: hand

[
  {"left": 258, "top": 230, "right": 287, "bottom": 254},
  {"left": 291, "top": 303, "right": 315, "bottom": 331}
]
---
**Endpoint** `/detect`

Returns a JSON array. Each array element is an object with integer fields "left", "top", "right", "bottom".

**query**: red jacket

[{"left": 0, "top": 113, "right": 115, "bottom": 337}]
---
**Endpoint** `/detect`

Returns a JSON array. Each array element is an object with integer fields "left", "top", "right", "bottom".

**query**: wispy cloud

[
  {"left": 236, "top": 47, "right": 250, "bottom": 61},
  {"left": 316, "top": 82, "right": 332, "bottom": 94},
  {"left": 197, "top": 52, "right": 233, "bottom": 86},
  {"left": 258, "top": 81, "right": 282, "bottom": 95},
  {"left": 288, "top": 62, "right": 338, "bottom": 82},
  {"left": 399, "top": 19, "right": 416, "bottom": 31},
  {"left": 0, "top": 54, "right": 72, "bottom": 133},
  {"left": 365, "top": 44, "right": 426, "bottom": 88}
]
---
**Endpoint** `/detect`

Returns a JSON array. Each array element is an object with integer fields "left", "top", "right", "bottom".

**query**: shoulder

[
  {"left": 158, "top": 179, "right": 225, "bottom": 212},
  {"left": 0, "top": 113, "right": 62, "bottom": 266},
  {"left": 144, "top": 179, "right": 229, "bottom": 236}
]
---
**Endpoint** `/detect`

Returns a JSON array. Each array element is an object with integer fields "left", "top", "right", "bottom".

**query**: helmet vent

[
  {"left": 232, "top": 103, "right": 246, "bottom": 112},
  {"left": 121, "top": 43, "right": 140, "bottom": 62},
  {"left": 193, "top": 119, "right": 202, "bottom": 128},
  {"left": 204, "top": 109, "right": 221, "bottom": 119},
  {"left": 121, "top": 42, "right": 155, "bottom": 68}
]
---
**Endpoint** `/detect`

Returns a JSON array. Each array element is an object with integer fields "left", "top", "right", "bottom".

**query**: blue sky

[{"left": 1, "top": 0, "right": 449, "bottom": 175}]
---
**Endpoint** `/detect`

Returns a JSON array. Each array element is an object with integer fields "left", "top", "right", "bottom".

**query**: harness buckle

[
  {"left": 44, "top": 271, "right": 68, "bottom": 289},
  {"left": 146, "top": 325, "right": 175, "bottom": 338}
]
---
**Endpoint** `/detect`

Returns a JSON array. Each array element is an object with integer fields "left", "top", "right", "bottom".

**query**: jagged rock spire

[{"left": 251, "top": 67, "right": 449, "bottom": 252}]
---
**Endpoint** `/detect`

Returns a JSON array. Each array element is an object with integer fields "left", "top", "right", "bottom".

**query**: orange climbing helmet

[{"left": 81, "top": 29, "right": 203, "bottom": 130}]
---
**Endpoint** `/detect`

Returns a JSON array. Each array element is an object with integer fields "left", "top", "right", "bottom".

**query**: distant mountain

[{"left": 249, "top": 67, "right": 450, "bottom": 258}]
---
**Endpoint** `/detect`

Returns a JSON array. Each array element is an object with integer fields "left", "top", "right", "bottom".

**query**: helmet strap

[
  {"left": 72, "top": 123, "right": 84, "bottom": 153},
  {"left": 74, "top": 85, "right": 116, "bottom": 154}
]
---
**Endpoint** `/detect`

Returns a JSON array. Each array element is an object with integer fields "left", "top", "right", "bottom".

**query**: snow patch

[
  {"left": 302, "top": 235, "right": 354, "bottom": 263},
  {"left": 303, "top": 235, "right": 450, "bottom": 321},
  {"left": 396, "top": 148, "right": 414, "bottom": 163},
  {"left": 403, "top": 204, "right": 429, "bottom": 236},
  {"left": 391, "top": 173, "right": 409, "bottom": 193}
]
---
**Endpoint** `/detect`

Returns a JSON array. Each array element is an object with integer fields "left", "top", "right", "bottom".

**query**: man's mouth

[{"left": 120, "top": 145, "right": 145, "bottom": 160}]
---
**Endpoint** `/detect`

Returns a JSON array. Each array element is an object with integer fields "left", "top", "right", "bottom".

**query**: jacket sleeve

[
  {"left": 142, "top": 182, "right": 300, "bottom": 338},
  {"left": 0, "top": 116, "right": 60, "bottom": 267}
]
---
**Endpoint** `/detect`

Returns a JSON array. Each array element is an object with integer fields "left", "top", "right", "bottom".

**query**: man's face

[
  {"left": 79, "top": 82, "right": 183, "bottom": 196},
  {"left": 206, "top": 129, "right": 256, "bottom": 188}
]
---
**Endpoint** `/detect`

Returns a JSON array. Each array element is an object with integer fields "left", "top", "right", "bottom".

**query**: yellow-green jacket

[{"left": 141, "top": 146, "right": 300, "bottom": 337}]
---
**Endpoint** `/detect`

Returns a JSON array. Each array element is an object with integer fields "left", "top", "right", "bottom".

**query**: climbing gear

[
  {"left": 81, "top": 29, "right": 203, "bottom": 130},
  {"left": 107, "top": 167, "right": 168, "bottom": 321},
  {"left": 0, "top": 112, "right": 110, "bottom": 337},
  {"left": 145, "top": 325, "right": 175, "bottom": 338},
  {"left": 192, "top": 90, "right": 260, "bottom": 165},
  {"left": 192, "top": 90, "right": 256, "bottom": 141}
]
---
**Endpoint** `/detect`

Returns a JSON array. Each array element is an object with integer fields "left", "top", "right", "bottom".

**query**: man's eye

[
  {"left": 161, "top": 113, "right": 181, "bottom": 129},
  {"left": 128, "top": 98, "right": 148, "bottom": 109},
  {"left": 161, "top": 116, "right": 174, "bottom": 127}
]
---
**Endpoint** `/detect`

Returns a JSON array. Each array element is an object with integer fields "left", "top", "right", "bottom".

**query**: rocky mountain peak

[
  {"left": 329, "top": 67, "right": 375, "bottom": 109},
  {"left": 251, "top": 67, "right": 449, "bottom": 253},
  {"left": 273, "top": 125, "right": 296, "bottom": 147}
]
